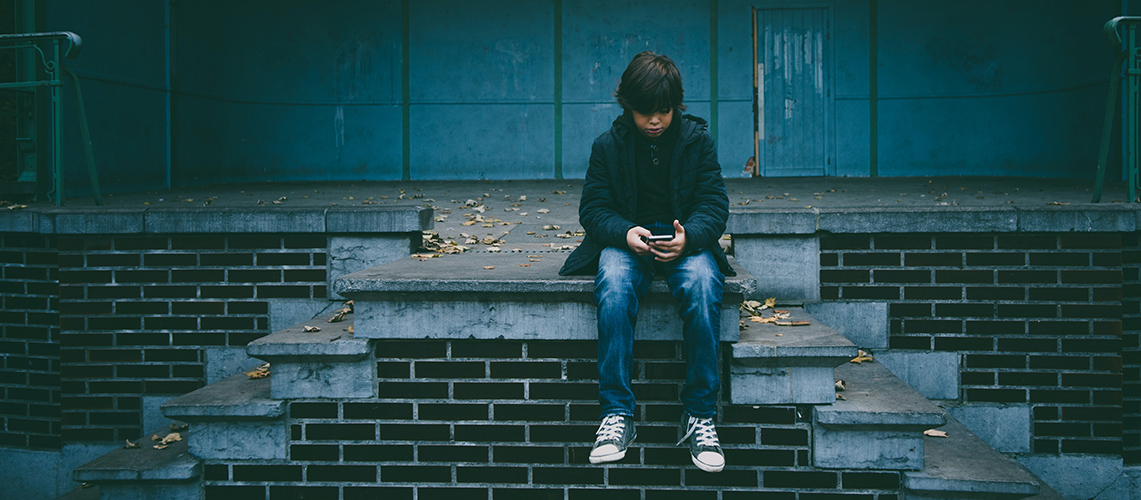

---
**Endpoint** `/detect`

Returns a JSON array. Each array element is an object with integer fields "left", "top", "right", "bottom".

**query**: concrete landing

[
  {"left": 161, "top": 373, "right": 283, "bottom": 420},
  {"left": 72, "top": 433, "right": 198, "bottom": 482},
  {"left": 905, "top": 413, "right": 1043, "bottom": 499}
]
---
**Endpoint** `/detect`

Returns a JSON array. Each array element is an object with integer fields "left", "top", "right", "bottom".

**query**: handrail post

[{"left": 1093, "top": 17, "right": 1141, "bottom": 203}]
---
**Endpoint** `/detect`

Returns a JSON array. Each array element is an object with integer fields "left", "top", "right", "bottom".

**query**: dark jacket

[{"left": 559, "top": 112, "right": 733, "bottom": 276}]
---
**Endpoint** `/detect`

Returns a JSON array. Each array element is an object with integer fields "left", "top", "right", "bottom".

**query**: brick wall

[
  {"left": 0, "top": 234, "right": 60, "bottom": 449},
  {"left": 58, "top": 234, "right": 327, "bottom": 442},
  {"left": 821, "top": 233, "right": 1124, "bottom": 456},
  {"left": 1123, "top": 233, "right": 1140, "bottom": 465},
  {"left": 201, "top": 339, "right": 902, "bottom": 500}
]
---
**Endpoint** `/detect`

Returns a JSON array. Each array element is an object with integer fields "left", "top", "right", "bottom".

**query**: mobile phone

[{"left": 646, "top": 234, "right": 673, "bottom": 242}]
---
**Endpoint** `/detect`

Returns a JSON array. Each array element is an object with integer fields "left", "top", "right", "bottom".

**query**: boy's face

[{"left": 631, "top": 107, "right": 673, "bottom": 139}]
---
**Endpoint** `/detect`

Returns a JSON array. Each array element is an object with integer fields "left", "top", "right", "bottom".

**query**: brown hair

[{"left": 614, "top": 51, "right": 686, "bottom": 114}]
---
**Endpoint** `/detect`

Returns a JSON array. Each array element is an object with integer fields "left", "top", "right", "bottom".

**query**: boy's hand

[
  {"left": 649, "top": 220, "right": 687, "bottom": 262},
  {"left": 626, "top": 226, "right": 653, "bottom": 255}
]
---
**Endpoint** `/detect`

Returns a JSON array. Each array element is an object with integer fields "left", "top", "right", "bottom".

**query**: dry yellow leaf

[
  {"left": 124, "top": 439, "right": 140, "bottom": 449},
  {"left": 483, "top": 266, "right": 496, "bottom": 270},
  {"left": 763, "top": 297, "right": 776, "bottom": 309},
  {"left": 924, "top": 429, "right": 949, "bottom": 438},
  {"left": 836, "top": 393, "right": 846, "bottom": 401},
  {"left": 245, "top": 363, "right": 271, "bottom": 379},
  {"left": 850, "top": 350, "right": 874, "bottom": 364}
]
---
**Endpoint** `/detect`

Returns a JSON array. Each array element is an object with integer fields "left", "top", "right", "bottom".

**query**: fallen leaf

[
  {"left": 763, "top": 297, "right": 776, "bottom": 309},
  {"left": 348, "top": 325, "right": 354, "bottom": 334},
  {"left": 303, "top": 325, "right": 321, "bottom": 332},
  {"left": 835, "top": 379, "right": 846, "bottom": 391},
  {"left": 328, "top": 308, "right": 350, "bottom": 323},
  {"left": 850, "top": 350, "right": 874, "bottom": 364},
  {"left": 542, "top": 224, "right": 560, "bottom": 230},
  {"left": 835, "top": 393, "right": 846, "bottom": 401},
  {"left": 775, "top": 320, "right": 810, "bottom": 327},
  {"left": 124, "top": 439, "right": 140, "bottom": 449},
  {"left": 245, "top": 363, "right": 271, "bottom": 379},
  {"left": 537, "top": 208, "right": 550, "bottom": 214},
  {"left": 924, "top": 429, "right": 949, "bottom": 438},
  {"left": 483, "top": 266, "right": 496, "bottom": 270},
  {"left": 1047, "top": 201, "right": 1069, "bottom": 205},
  {"left": 519, "top": 264, "right": 530, "bottom": 267},
  {"left": 169, "top": 422, "right": 188, "bottom": 432},
  {"left": 343, "top": 300, "right": 354, "bottom": 313}
]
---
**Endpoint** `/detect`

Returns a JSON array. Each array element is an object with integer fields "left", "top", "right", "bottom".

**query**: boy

[{"left": 559, "top": 51, "right": 732, "bottom": 473}]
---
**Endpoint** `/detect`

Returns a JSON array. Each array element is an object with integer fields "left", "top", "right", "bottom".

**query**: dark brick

[
  {"left": 997, "top": 304, "right": 1057, "bottom": 318},
  {"left": 936, "top": 235, "right": 994, "bottom": 250},
  {"left": 1061, "top": 338, "right": 1120, "bottom": 353},
  {"left": 1062, "top": 439, "right": 1122, "bottom": 454},
  {"left": 961, "top": 371, "right": 995, "bottom": 385},
  {"left": 1036, "top": 422, "right": 1092, "bottom": 437},
  {"left": 416, "top": 361, "right": 486, "bottom": 378},
  {"left": 291, "top": 402, "right": 338, "bottom": 419},
  {"left": 841, "top": 286, "right": 900, "bottom": 300},
  {"left": 256, "top": 285, "right": 310, "bottom": 298},
  {"left": 490, "top": 361, "right": 562, "bottom": 379},
  {"left": 820, "top": 235, "right": 871, "bottom": 250},
  {"left": 114, "top": 301, "right": 170, "bottom": 315},
  {"left": 380, "top": 465, "right": 451, "bottom": 483},
  {"left": 998, "top": 372, "right": 1058, "bottom": 386},
  {"left": 997, "top": 235, "right": 1056, "bottom": 250},
  {"left": 1061, "top": 270, "right": 1121, "bottom": 285},
  {"left": 965, "top": 320, "right": 1023, "bottom": 335},
  {"left": 291, "top": 444, "right": 339, "bottom": 461},
  {"left": 1060, "top": 234, "right": 1120, "bottom": 250},
  {"left": 257, "top": 252, "right": 312, "bottom": 266},
  {"left": 418, "top": 444, "right": 488, "bottom": 463},
  {"left": 644, "top": 491, "right": 718, "bottom": 500},
  {"left": 821, "top": 286, "right": 839, "bottom": 300},
  {"left": 633, "top": 342, "right": 680, "bottom": 359},
  {"left": 493, "top": 445, "right": 563, "bottom": 464},
  {"left": 306, "top": 423, "right": 376, "bottom": 441},
  {"left": 1031, "top": 355, "right": 1090, "bottom": 370},
  {"left": 966, "top": 388, "right": 1026, "bottom": 403},
  {"left": 169, "top": 302, "right": 224, "bottom": 315},
  {"left": 935, "top": 270, "right": 993, "bottom": 284},
  {"left": 997, "top": 338, "right": 1058, "bottom": 353},
  {"left": 1092, "top": 253, "right": 1123, "bottom": 267},
  {"left": 229, "top": 236, "right": 282, "bottom": 250},
  {"left": 904, "top": 319, "right": 961, "bottom": 334},
  {"left": 454, "top": 382, "right": 524, "bottom": 400},
  {"left": 377, "top": 382, "right": 448, "bottom": 399},
  {"left": 205, "top": 486, "right": 265, "bottom": 500},
  {"left": 1030, "top": 390, "right": 1090, "bottom": 404},
  {"left": 530, "top": 424, "right": 597, "bottom": 443},
  {"left": 140, "top": 285, "right": 196, "bottom": 299},
  {"left": 143, "top": 253, "right": 197, "bottom": 267},
  {"left": 965, "top": 252, "right": 1025, "bottom": 266},
  {"left": 533, "top": 467, "right": 604, "bottom": 485},
  {"left": 284, "top": 236, "right": 325, "bottom": 249},
  {"left": 199, "top": 253, "right": 253, "bottom": 267},
  {"left": 764, "top": 470, "right": 838, "bottom": 489},
  {"left": 343, "top": 444, "right": 413, "bottom": 462},
  {"left": 307, "top": 464, "right": 376, "bottom": 482},
  {"left": 761, "top": 427, "right": 808, "bottom": 446},
  {"left": 530, "top": 383, "right": 596, "bottom": 401},
  {"left": 842, "top": 471, "right": 900, "bottom": 490},
  {"left": 966, "top": 286, "right": 1025, "bottom": 300},
  {"left": 820, "top": 253, "right": 839, "bottom": 267},
  {"left": 821, "top": 270, "right": 870, "bottom": 283},
  {"left": 998, "top": 270, "right": 1056, "bottom": 284},
  {"left": 843, "top": 253, "right": 900, "bottom": 267},
  {"left": 454, "top": 424, "right": 524, "bottom": 442},
  {"left": 232, "top": 464, "right": 301, "bottom": 482},
  {"left": 905, "top": 287, "right": 962, "bottom": 300},
  {"left": 58, "top": 270, "right": 112, "bottom": 284},
  {"left": 115, "top": 270, "right": 169, "bottom": 283},
  {"left": 966, "top": 354, "right": 1025, "bottom": 369},
  {"left": 608, "top": 468, "right": 681, "bottom": 486},
  {"left": 457, "top": 466, "right": 528, "bottom": 484},
  {"left": 935, "top": 337, "right": 993, "bottom": 351},
  {"left": 939, "top": 303, "right": 995, "bottom": 317},
  {"left": 284, "top": 269, "right": 326, "bottom": 282},
  {"left": 1061, "top": 304, "right": 1121, "bottom": 319},
  {"left": 1062, "top": 373, "right": 1122, "bottom": 388},
  {"left": 904, "top": 252, "right": 962, "bottom": 267},
  {"left": 1029, "top": 288, "right": 1089, "bottom": 302},
  {"left": 171, "top": 269, "right": 224, "bottom": 283},
  {"left": 1062, "top": 406, "right": 1123, "bottom": 421},
  {"left": 115, "top": 237, "right": 168, "bottom": 251},
  {"left": 227, "top": 301, "right": 268, "bottom": 314},
  {"left": 493, "top": 404, "right": 565, "bottom": 421},
  {"left": 378, "top": 423, "right": 450, "bottom": 441},
  {"left": 268, "top": 486, "right": 338, "bottom": 500},
  {"left": 1029, "top": 253, "right": 1090, "bottom": 267},
  {"left": 890, "top": 336, "right": 932, "bottom": 349},
  {"left": 527, "top": 341, "right": 597, "bottom": 358},
  {"left": 1029, "top": 321, "right": 1089, "bottom": 335},
  {"left": 452, "top": 340, "right": 523, "bottom": 358},
  {"left": 875, "top": 235, "right": 930, "bottom": 250},
  {"left": 377, "top": 361, "right": 410, "bottom": 378},
  {"left": 420, "top": 403, "right": 487, "bottom": 421},
  {"left": 200, "top": 285, "right": 254, "bottom": 299}
]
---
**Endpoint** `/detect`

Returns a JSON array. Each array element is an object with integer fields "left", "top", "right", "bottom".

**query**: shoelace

[
  {"left": 677, "top": 417, "right": 720, "bottom": 447},
  {"left": 596, "top": 415, "right": 626, "bottom": 443}
]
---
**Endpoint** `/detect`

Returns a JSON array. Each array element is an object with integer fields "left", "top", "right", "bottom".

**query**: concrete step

[
  {"left": 335, "top": 252, "right": 756, "bottom": 342},
  {"left": 161, "top": 373, "right": 288, "bottom": 460},
  {"left": 731, "top": 308, "right": 858, "bottom": 405},
  {"left": 246, "top": 309, "right": 373, "bottom": 399},
  {"left": 904, "top": 413, "right": 1046, "bottom": 499},
  {"left": 812, "top": 360, "right": 946, "bottom": 470},
  {"left": 71, "top": 428, "right": 200, "bottom": 500}
]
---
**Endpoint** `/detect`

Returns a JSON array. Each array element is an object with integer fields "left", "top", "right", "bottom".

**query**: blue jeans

[{"left": 594, "top": 239, "right": 725, "bottom": 419}]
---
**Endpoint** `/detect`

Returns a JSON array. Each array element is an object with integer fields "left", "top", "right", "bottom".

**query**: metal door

[{"left": 755, "top": 7, "right": 831, "bottom": 177}]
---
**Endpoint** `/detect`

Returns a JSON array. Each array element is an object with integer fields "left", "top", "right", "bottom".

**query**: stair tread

[
  {"left": 72, "top": 431, "right": 199, "bottom": 482},
  {"left": 247, "top": 310, "right": 365, "bottom": 358},
  {"left": 161, "top": 372, "right": 284, "bottom": 419},
  {"left": 905, "top": 413, "right": 1041, "bottom": 496},
  {"left": 733, "top": 308, "right": 858, "bottom": 361},
  {"left": 815, "top": 361, "right": 946, "bottom": 427},
  {"left": 334, "top": 252, "right": 756, "bottom": 296}
]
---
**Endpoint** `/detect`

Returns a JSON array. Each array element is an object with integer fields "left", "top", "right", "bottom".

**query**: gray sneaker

[
  {"left": 589, "top": 414, "right": 636, "bottom": 464},
  {"left": 678, "top": 414, "right": 725, "bottom": 472}
]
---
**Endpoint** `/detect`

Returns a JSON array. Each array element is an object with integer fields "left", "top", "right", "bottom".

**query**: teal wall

[{"left": 41, "top": 0, "right": 1128, "bottom": 194}]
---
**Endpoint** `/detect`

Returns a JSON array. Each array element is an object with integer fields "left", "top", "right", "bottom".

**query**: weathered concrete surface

[
  {"left": 0, "top": 448, "right": 64, "bottom": 499},
  {"left": 877, "top": 350, "right": 961, "bottom": 401},
  {"left": 804, "top": 301, "right": 889, "bottom": 349},
  {"left": 947, "top": 404, "right": 1031, "bottom": 454},
  {"left": 143, "top": 207, "right": 325, "bottom": 233},
  {"left": 72, "top": 433, "right": 199, "bottom": 482},
  {"left": 186, "top": 420, "right": 288, "bottom": 460},
  {"left": 247, "top": 313, "right": 375, "bottom": 399},
  {"left": 205, "top": 346, "right": 262, "bottom": 385},
  {"left": 732, "top": 235, "right": 820, "bottom": 302},
  {"left": 726, "top": 208, "right": 817, "bottom": 234},
  {"left": 1018, "top": 455, "right": 1131, "bottom": 500},
  {"left": 819, "top": 207, "right": 1019, "bottom": 233},
  {"left": 731, "top": 308, "right": 857, "bottom": 405},
  {"left": 328, "top": 235, "right": 415, "bottom": 299},
  {"left": 161, "top": 373, "right": 284, "bottom": 420},
  {"left": 905, "top": 414, "right": 1043, "bottom": 499},
  {"left": 340, "top": 253, "right": 753, "bottom": 342},
  {"left": 814, "top": 361, "right": 945, "bottom": 470}
]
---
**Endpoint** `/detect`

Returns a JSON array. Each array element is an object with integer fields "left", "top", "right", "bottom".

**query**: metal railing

[
  {"left": 0, "top": 31, "right": 102, "bottom": 206},
  {"left": 1093, "top": 17, "right": 1141, "bottom": 203}
]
